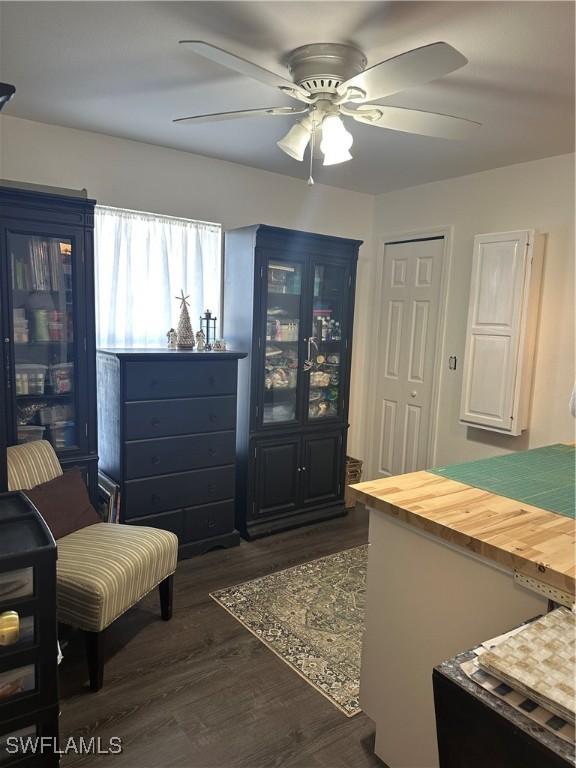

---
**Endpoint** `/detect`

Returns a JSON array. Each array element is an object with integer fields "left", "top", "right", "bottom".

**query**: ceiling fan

[{"left": 174, "top": 40, "right": 480, "bottom": 168}]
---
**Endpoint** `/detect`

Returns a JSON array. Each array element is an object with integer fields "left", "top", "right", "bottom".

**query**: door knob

[
  {"left": 410, "top": 391, "right": 417, "bottom": 398},
  {"left": 0, "top": 611, "right": 20, "bottom": 646}
]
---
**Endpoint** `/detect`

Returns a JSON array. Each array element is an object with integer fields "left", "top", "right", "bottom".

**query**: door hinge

[
  {"left": 253, "top": 446, "right": 257, "bottom": 459},
  {"left": 85, "top": 423, "right": 88, "bottom": 437},
  {"left": 261, "top": 265, "right": 264, "bottom": 279},
  {"left": 4, "top": 338, "right": 11, "bottom": 390},
  {"left": 255, "top": 405, "right": 259, "bottom": 419}
]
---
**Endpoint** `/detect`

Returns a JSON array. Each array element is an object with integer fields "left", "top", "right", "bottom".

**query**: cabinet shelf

[
  {"left": 264, "top": 388, "right": 296, "bottom": 402},
  {"left": 15, "top": 393, "right": 73, "bottom": 402},
  {"left": 14, "top": 341, "right": 74, "bottom": 352},
  {"left": 15, "top": 341, "right": 73, "bottom": 346},
  {"left": 267, "top": 291, "right": 300, "bottom": 302}
]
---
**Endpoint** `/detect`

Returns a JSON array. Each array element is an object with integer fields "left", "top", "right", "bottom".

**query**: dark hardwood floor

[{"left": 59, "top": 507, "right": 383, "bottom": 768}]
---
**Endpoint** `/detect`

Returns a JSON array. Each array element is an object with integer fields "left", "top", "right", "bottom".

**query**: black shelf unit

[
  {"left": 0, "top": 492, "right": 59, "bottom": 766},
  {"left": 0, "top": 185, "right": 98, "bottom": 499},
  {"left": 224, "top": 225, "right": 361, "bottom": 539}
]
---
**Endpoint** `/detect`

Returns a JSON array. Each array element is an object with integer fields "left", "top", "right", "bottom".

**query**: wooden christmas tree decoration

[{"left": 176, "top": 290, "right": 195, "bottom": 348}]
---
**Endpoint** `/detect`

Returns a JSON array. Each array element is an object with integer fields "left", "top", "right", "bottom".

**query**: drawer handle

[
  {"left": 209, "top": 376, "right": 216, "bottom": 387},
  {"left": 209, "top": 414, "right": 217, "bottom": 423},
  {"left": 207, "top": 483, "right": 215, "bottom": 493},
  {"left": 150, "top": 378, "right": 159, "bottom": 388},
  {"left": 0, "top": 611, "right": 20, "bottom": 646},
  {"left": 151, "top": 418, "right": 161, "bottom": 428},
  {"left": 151, "top": 493, "right": 161, "bottom": 504},
  {"left": 208, "top": 520, "right": 216, "bottom": 529},
  {"left": 151, "top": 456, "right": 160, "bottom": 465},
  {"left": 208, "top": 448, "right": 217, "bottom": 457}
]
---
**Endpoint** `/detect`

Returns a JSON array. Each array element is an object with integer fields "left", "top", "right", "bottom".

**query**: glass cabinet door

[
  {"left": 306, "top": 261, "right": 348, "bottom": 421},
  {"left": 8, "top": 231, "right": 80, "bottom": 451},
  {"left": 262, "top": 258, "right": 303, "bottom": 425}
]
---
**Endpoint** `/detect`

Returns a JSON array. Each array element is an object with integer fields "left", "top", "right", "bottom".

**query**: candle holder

[{"left": 200, "top": 309, "right": 217, "bottom": 351}]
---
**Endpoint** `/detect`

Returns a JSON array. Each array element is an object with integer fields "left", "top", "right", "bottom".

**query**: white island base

[{"left": 360, "top": 506, "right": 548, "bottom": 768}]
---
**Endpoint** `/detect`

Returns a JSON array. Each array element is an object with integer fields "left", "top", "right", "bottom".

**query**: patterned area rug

[{"left": 210, "top": 545, "right": 367, "bottom": 716}]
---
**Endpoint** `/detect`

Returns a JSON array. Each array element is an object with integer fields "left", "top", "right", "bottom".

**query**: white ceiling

[{"left": 0, "top": 1, "right": 574, "bottom": 194}]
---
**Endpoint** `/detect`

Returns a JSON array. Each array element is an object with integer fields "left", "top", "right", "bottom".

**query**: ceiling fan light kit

[
  {"left": 276, "top": 115, "right": 314, "bottom": 161},
  {"left": 319, "top": 115, "right": 353, "bottom": 166},
  {"left": 175, "top": 39, "right": 481, "bottom": 174},
  {"left": 276, "top": 109, "right": 354, "bottom": 166}
]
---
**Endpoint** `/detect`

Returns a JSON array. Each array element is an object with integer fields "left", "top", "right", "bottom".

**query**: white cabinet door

[{"left": 460, "top": 230, "right": 536, "bottom": 434}]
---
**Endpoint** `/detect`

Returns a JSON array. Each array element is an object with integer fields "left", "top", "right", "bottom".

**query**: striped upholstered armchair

[{"left": 7, "top": 440, "right": 178, "bottom": 691}]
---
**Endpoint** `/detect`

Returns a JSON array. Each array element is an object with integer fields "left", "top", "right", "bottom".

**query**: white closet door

[
  {"left": 460, "top": 230, "right": 531, "bottom": 433},
  {"left": 375, "top": 237, "right": 444, "bottom": 477}
]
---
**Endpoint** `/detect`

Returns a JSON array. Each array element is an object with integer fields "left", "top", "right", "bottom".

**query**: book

[{"left": 97, "top": 471, "right": 121, "bottom": 524}]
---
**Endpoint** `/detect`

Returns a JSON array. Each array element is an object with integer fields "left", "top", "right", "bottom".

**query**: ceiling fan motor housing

[{"left": 286, "top": 43, "right": 367, "bottom": 94}]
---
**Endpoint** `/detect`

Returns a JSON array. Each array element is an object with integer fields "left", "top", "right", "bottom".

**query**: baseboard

[
  {"left": 177, "top": 530, "right": 240, "bottom": 559},
  {"left": 242, "top": 505, "right": 347, "bottom": 540}
]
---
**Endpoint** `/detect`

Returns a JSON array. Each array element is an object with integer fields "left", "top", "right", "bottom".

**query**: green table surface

[{"left": 430, "top": 444, "right": 575, "bottom": 519}]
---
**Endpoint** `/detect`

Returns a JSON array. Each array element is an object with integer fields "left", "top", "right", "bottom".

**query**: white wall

[
  {"left": 1, "top": 116, "right": 573, "bottom": 470},
  {"left": 370, "top": 153, "right": 575, "bottom": 468},
  {"left": 0, "top": 114, "right": 375, "bottom": 457}
]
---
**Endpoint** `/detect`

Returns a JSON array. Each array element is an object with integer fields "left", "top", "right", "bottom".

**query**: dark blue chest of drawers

[{"left": 96, "top": 349, "right": 246, "bottom": 558}]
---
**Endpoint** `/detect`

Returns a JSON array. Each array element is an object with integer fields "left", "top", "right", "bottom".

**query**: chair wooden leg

[
  {"left": 85, "top": 630, "right": 105, "bottom": 692},
  {"left": 159, "top": 575, "right": 173, "bottom": 621}
]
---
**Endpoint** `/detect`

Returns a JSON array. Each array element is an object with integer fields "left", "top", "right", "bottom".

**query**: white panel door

[
  {"left": 460, "top": 231, "right": 530, "bottom": 433},
  {"left": 374, "top": 238, "right": 444, "bottom": 477}
]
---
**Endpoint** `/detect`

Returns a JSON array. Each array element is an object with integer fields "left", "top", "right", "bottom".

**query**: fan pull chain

[{"left": 307, "top": 125, "right": 315, "bottom": 186}]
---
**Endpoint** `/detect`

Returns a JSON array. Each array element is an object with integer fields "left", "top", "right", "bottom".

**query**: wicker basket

[{"left": 345, "top": 456, "right": 363, "bottom": 509}]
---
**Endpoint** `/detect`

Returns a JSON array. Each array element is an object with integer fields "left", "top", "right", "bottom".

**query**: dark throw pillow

[{"left": 25, "top": 469, "right": 100, "bottom": 540}]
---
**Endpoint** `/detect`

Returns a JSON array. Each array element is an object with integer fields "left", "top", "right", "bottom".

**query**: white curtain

[{"left": 94, "top": 206, "right": 221, "bottom": 348}]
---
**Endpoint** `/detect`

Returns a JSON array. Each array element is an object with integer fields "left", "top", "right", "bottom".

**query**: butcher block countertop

[{"left": 350, "top": 471, "right": 575, "bottom": 596}]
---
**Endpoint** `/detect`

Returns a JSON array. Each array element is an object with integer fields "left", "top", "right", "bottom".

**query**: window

[{"left": 94, "top": 206, "right": 221, "bottom": 348}]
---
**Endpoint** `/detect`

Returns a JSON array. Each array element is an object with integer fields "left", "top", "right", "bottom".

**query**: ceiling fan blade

[
  {"left": 350, "top": 104, "right": 481, "bottom": 139},
  {"left": 173, "top": 106, "right": 308, "bottom": 125},
  {"left": 179, "top": 41, "right": 310, "bottom": 102},
  {"left": 337, "top": 42, "right": 467, "bottom": 103}
]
